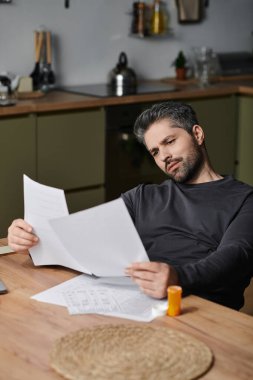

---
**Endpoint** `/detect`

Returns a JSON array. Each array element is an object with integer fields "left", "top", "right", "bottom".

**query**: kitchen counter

[{"left": 1, "top": 78, "right": 253, "bottom": 117}]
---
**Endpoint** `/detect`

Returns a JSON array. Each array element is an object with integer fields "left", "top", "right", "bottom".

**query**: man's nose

[{"left": 160, "top": 147, "right": 172, "bottom": 162}]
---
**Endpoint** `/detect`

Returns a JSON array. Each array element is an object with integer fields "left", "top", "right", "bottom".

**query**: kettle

[
  {"left": 108, "top": 52, "right": 137, "bottom": 95},
  {"left": 0, "top": 72, "right": 19, "bottom": 105}
]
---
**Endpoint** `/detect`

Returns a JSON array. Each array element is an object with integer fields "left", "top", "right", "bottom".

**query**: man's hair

[{"left": 134, "top": 101, "right": 199, "bottom": 144}]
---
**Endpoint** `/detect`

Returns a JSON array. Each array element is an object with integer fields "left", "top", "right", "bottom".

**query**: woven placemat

[{"left": 50, "top": 324, "right": 213, "bottom": 380}]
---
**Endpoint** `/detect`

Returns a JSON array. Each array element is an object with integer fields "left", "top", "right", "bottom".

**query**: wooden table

[{"left": 0, "top": 237, "right": 253, "bottom": 380}]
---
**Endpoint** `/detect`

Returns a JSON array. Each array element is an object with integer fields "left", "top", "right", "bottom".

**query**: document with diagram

[{"left": 31, "top": 274, "right": 167, "bottom": 322}]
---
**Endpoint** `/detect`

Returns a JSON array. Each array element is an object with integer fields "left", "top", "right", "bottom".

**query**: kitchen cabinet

[
  {"left": 0, "top": 114, "right": 36, "bottom": 236},
  {"left": 0, "top": 90, "right": 249, "bottom": 238},
  {"left": 0, "top": 108, "right": 105, "bottom": 237},
  {"left": 236, "top": 96, "right": 253, "bottom": 186},
  {"left": 65, "top": 188, "right": 105, "bottom": 214},
  {"left": 105, "top": 103, "right": 167, "bottom": 200},
  {"left": 186, "top": 96, "right": 237, "bottom": 176},
  {"left": 37, "top": 108, "right": 106, "bottom": 210}
]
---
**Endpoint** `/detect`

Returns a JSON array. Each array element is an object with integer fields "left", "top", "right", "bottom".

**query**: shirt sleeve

[
  {"left": 121, "top": 185, "right": 141, "bottom": 223},
  {"left": 175, "top": 193, "right": 253, "bottom": 291}
]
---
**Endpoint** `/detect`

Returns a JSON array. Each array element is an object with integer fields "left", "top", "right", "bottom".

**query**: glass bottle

[
  {"left": 151, "top": 0, "right": 164, "bottom": 35},
  {"left": 132, "top": 2, "right": 146, "bottom": 36}
]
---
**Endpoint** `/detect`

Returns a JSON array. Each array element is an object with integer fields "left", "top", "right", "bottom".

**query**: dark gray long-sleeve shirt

[{"left": 122, "top": 176, "right": 253, "bottom": 309}]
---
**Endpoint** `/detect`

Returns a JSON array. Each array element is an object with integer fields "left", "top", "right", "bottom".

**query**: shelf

[{"left": 129, "top": 29, "right": 174, "bottom": 40}]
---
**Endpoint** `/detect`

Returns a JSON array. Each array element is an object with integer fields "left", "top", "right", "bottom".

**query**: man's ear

[{"left": 192, "top": 125, "right": 205, "bottom": 146}]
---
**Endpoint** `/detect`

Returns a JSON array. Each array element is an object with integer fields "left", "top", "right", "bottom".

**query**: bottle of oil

[{"left": 151, "top": 0, "right": 164, "bottom": 35}]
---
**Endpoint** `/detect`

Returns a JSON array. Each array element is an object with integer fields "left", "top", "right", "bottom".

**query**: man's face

[{"left": 144, "top": 118, "right": 204, "bottom": 184}]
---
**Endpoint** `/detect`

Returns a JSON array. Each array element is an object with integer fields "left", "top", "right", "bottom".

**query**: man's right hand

[{"left": 8, "top": 219, "right": 39, "bottom": 252}]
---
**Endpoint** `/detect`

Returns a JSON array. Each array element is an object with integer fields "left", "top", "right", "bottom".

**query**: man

[{"left": 8, "top": 102, "right": 253, "bottom": 310}]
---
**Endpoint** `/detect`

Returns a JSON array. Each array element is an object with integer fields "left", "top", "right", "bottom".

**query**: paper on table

[
  {"left": 0, "top": 246, "right": 14, "bottom": 255},
  {"left": 31, "top": 274, "right": 167, "bottom": 322},
  {"left": 24, "top": 175, "right": 91, "bottom": 274},
  {"left": 31, "top": 275, "right": 88, "bottom": 306},
  {"left": 49, "top": 198, "right": 149, "bottom": 277}
]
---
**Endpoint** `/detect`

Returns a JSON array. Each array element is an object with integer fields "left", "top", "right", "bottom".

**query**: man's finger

[
  {"left": 12, "top": 219, "right": 33, "bottom": 233},
  {"left": 129, "top": 269, "right": 155, "bottom": 282},
  {"left": 133, "top": 277, "right": 156, "bottom": 291},
  {"left": 127, "top": 261, "right": 163, "bottom": 273}
]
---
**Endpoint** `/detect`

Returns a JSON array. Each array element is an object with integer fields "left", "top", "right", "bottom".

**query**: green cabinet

[
  {"left": 0, "top": 114, "right": 36, "bottom": 236},
  {"left": 65, "top": 187, "right": 105, "bottom": 214},
  {"left": 236, "top": 96, "right": 253, "bottom": 186},
  {"left": 0, "top": 108, "right": 105, "bottom": 238},
  {"left": 37, "top": 108, "right": 105, "bottom": 211},
  {"left": 187, "top": 96, "right": 237, "bottom": 177},
  {"left": 0, "top": 94, "right": 250, "bottom": 238}
]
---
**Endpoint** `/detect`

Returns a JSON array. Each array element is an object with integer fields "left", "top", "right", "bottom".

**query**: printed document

[
  {"left": 24, "top": 175, "right": 149, "bottom": 277},
  {"left": 32, "top": 274, "right": 167, "bottom": 322}
]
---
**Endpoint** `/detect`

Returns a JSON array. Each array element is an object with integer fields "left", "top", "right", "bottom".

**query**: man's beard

[{"left": 165, "top": 138, "right": 204, "bottom": 184}]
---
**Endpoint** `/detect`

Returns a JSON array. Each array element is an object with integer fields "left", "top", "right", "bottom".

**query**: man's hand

[
  {"left": 8, "top": 219, "right": 39, "bottom": 252},
  {"left": 125, "top": 261, "right": 179, "bottom": 299}
]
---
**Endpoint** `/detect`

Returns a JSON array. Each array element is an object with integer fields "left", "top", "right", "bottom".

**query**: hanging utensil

[{"left": 30, "top": 30, "right": 43, "bottom": 90}]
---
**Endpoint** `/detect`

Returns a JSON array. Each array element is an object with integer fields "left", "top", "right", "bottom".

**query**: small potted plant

[{"left": 173, "top": 51, "right": 187, "bottom": 80}]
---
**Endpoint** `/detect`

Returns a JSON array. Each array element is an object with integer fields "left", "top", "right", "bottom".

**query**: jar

[{"left": 132, "top": 2, "right": 146, "bottom": 36}]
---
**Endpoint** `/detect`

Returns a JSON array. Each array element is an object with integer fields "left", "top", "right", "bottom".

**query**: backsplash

[{"left": 0, "top": 0, "right": 252, "bottom": 86}]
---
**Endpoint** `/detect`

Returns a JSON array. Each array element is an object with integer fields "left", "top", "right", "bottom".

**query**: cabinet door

[
  {"left": 65, "top": 187, "right": 105, "bottom": 214},
  {"left": 187, "top": 96, "right": 237, "bottom": 176},
  {"left": 37, "top": 108, "right": 105, "bottom": 190},
  {"left": 236, "top": 96, "right": 253, "bottom": 186},
  {"left": 0, "top": 114, "right": 36, "bottom": 237}
]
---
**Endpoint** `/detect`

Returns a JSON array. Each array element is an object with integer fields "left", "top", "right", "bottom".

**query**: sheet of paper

[
  {"left": 31, "top": 275, "right": 91, "bottom": 306},
  {"left": 24, "top": 175, "right": 91, "bottom": 274},
  {"left": 49, "top": 198, "right": 149, "bottom": 277},
  {"left": 95, "top": 276, "right": 136, "bottom": 287},
  {"left": 0, "top": 246, "right": 14, "bottom": 255},
  {"left": 31, "top": 274, "right": 167, "bottom": 322}
]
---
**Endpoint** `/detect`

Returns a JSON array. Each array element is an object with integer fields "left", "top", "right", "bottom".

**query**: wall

[{"left": 0, "top": 0, "right": 252, "bottom": 86}]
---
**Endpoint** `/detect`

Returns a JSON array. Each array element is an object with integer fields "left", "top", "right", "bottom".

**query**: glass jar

[{"left": 192, "top": 46, "right": 213, "bottom": 87}]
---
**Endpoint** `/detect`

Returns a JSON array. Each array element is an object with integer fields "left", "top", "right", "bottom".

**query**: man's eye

[
  {"left": 167, "top": 139, "right": 175, "bottom": 144},
  {"left": 151, "top": 150, "right": 158, "bottom": 157}
]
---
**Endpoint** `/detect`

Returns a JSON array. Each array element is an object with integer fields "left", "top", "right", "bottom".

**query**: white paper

[
  {"left": 49, "top": 199, "right": 149, "bottom": 277},
  {"left": 32, "top": 275, "right": 167, "bottom": 322},
  {"left": 31, "top": 274, "right": 91, "bottom": 306},
  {"left": 0, "top": 246, "right": 14, "bottom": 255},
  {"left": 95, "top": 276, "right": 136, "bottom": 287},
  {"left": 24, "top": 175, "right": 91, "bottom": 274},
  {"left": 24, "top": 175, "right": 149, "bottom": 277}
]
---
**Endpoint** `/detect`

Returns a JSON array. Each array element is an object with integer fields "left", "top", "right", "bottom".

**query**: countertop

[{"left": 1, "top": 78, "right": 253, "bottom": 117}]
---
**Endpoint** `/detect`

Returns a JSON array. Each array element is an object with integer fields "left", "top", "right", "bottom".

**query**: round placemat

[{"left": 50, "top": 324, "right": 213, "bottom": 380}]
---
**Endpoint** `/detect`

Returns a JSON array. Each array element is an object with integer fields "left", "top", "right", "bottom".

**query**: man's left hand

[{"left": 125, "top": 261, "right": 179, "bottom": 299}]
